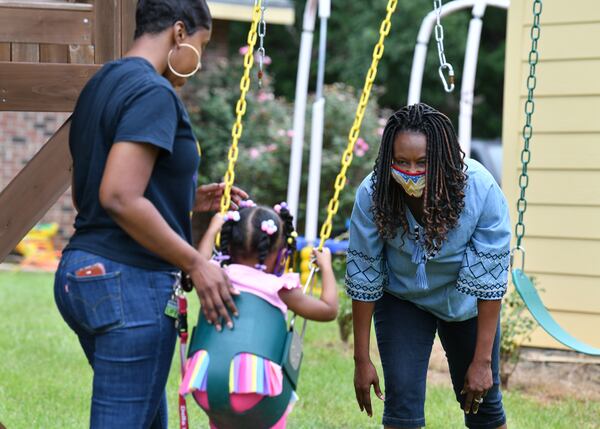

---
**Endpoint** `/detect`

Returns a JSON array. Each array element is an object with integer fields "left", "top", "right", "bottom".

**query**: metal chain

[
  {"left": 217, "top": 0, "right": 262, "bottom": 233},
  {"left": 433, "top": 0, "right": 455, "bottom": 92},
  {"left": 316, "top": 0, "right": 398, "bottom": 251},
  {"left": 257, "top": 1, "right": 267, "bottom": 87},
  {"left": 513, "top": 0, "right": 542, "bottom": 265}
]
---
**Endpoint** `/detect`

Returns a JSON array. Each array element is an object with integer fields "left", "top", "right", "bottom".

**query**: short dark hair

[
  {"left": 134, "top": 0, "right": 212, "bottom": 39},
  {"left": 220, "top": 205, "right": 297, "bottom": 270}
]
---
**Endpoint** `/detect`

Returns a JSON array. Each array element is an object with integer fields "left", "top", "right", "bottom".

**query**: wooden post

[
  {"left": 94, "top": 0, "right": 121, "bottom": 63},
  {"left": 0, "top": 120, "right": 72, "bottom": 263},
  {"left": 121, "top": 0, "right": 136, "bottom": 55}
]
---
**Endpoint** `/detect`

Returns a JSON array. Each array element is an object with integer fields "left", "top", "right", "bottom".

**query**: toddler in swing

[{"left": 179, "top": 201, "right": 338, "bottom": 428}]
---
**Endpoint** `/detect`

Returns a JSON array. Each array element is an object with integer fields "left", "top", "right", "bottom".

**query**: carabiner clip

[
  {"left": 510, "top": 246, "right": 526, "bottom": 271},
  {"left": 438, "top": 63, "right": 455, "bottom": 93}
]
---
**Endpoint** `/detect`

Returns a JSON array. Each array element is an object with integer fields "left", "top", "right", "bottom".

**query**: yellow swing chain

[
  {"left": 216, "top": 0, "right": 262, "bottom": 246},
  {"left": 297, "top": 0, "right": 398, "bottom": 301},
  {"left": 316, "top": 0, "right": 398, "bottom": 252}
]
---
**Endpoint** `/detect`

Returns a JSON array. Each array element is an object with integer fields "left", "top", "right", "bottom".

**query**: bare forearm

[
  {"left": 198, "top": 227, "right": 218, "bottom": 260},
  {"left": 319, "top": 266, "right": 338, "bottom": 313},
  {"left": 352, "top": 300, "right": 375, "bottom": 363},
  {"left": 105, "top": 196, "right": 200, "bottom": 272},
  {"left": 474, "top": 299, "right": 502, "bottom": 363}
]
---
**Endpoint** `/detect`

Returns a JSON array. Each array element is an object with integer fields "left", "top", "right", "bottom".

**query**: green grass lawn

[{"left": 1, "top": 271, "right": 598, "bottom": 428}]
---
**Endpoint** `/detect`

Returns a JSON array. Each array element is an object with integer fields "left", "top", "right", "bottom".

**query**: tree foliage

[
  {"left": 228, "top": 1, "right": 506, "bottom": 138},
  {"left": 183, "top": 55, "right": 383, "bottom": 233}
]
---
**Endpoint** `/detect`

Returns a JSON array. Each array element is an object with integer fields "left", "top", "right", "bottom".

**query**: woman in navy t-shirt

[{"left": 54, "top": 1, "right": 245, "bottom": 427}]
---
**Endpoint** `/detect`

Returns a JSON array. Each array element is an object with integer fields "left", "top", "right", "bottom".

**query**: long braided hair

[
  {"left": 371, "top": 103, "right": 466, "bottom": 250},
  {"left": 219, "top": 204, "right": 297, "bottom": 272}
]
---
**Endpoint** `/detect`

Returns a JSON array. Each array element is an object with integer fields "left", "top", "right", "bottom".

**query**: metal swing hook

[
  {"left": 433, "top": 0, "right": 455, "bottom": 93},
  {"left": 438, "top": 63, "right": 455, "bottom": 93},
  {"left": 510, "top": 246, "right": 526, "bottom": 271}
]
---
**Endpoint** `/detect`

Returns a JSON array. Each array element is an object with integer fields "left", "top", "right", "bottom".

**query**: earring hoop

[{"left": 167, "top": 43, "right": 201, "bottom": 78}]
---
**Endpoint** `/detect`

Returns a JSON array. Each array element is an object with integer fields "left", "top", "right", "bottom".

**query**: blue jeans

[
  {"left": 374, "top": 292, "right": 506, "bottom": 429},
  {"left": 54, "top": 249, "right": 178, "bottom": 429}
]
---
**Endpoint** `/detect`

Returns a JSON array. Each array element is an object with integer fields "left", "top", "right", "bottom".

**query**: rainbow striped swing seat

[{"left": 185, "top": 292, "right": 303, "bottom": 429}]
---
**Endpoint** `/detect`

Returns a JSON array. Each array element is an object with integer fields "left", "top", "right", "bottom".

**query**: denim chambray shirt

[{"left": 345, "top": 159, "right": 511, "bottom": 322}]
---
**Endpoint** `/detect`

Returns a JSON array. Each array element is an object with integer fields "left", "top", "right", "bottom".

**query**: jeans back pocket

[{"left": 65, "top": 272, "right": 124, "bottom": 334}]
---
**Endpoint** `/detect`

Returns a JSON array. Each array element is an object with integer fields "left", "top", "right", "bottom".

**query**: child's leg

[
  {"left": 196, "top": 392, "right": 290, "bottom": 429},
  {"left": 193, "top": 391, "right": 210, "bottom": 410},
  {"left": 271, "top": 413, "right": 288, "bottom": 429},
  {"left": 231, "top": 393, "right": 291, "bottom": 428},
  {"left": 230, "top": 393, "right": 263, "bottom": 412}
]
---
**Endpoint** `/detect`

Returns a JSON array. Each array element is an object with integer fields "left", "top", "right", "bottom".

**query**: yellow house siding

[
  {"left": 519, "top": 60, "right": 600, "bottom": 96},
  {"left": 521, "top": 0, "right": 600, "bottom": 24},
  {"left": 502, "top": 0, "right": 600, "bottom": 350},
  {"left": 523, "top": 273, "right": 600, "bottom": 314},
  {"left": 207, "top": 1, "right": 294, "bottom": 25}
]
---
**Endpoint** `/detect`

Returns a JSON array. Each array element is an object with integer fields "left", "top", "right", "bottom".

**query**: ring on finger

[{"left": 474, "top": 397, "right": 484, "bottom": 404}]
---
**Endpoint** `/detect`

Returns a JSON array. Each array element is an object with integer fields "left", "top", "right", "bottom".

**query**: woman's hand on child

[
  {"left": 189, "top": 257, "right": 239, "bottom": 331},
  {"left": 193, "top": 182, "right": 249, "bottom": 212},
  {"left": 312, "top": 247, "right": 332, "bottom": 270}
]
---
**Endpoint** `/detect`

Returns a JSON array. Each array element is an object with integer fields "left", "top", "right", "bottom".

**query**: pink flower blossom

[
  {"left": 249, "top": 148, "right": 260, "bottom": 159},
  {"left": 253, "top": 52, "right": 271, "bottom": 65},
  {"left": 286, "top": 129, "right": 294, "bottom": 138},
  {"left": 257, "top": 91, "right": 274, "bottom": 103},
  {"left": 378, "top": 117, "right": 387, "bottom": 126},
  {"left": 377, "top": 127, "right": 385, "bottom": 136},
  {"left": 239, "top": 45, "right": 250, "bottom": 56},
  {"left": 354, "top": 137, "right": 369, "bottom": 157}
]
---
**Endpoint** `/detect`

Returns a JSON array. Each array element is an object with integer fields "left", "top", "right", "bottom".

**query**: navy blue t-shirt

[{"left": 66, "top": 57, "right": 200, "bottom": 270}]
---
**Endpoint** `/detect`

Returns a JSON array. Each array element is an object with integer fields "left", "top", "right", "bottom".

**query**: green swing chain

[{"left": 513, "top": 0, "right": 542, "bottom": 269}]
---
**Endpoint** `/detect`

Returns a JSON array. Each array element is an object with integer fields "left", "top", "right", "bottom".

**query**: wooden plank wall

[
  {"left": 502, "top": 0, "right": 600, "bottom": 350},
  {"left": 0, "top": 0, "right": 137, "bottom": 262},
  {"left": 0, "top": 0, "right": 137, "bottom": 111}
]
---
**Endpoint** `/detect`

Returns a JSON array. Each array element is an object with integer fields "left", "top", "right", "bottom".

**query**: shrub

[
  {"left": 183, "top": 53, "right": 385, "bottom": 233},
  {"left": 500, "top": 285, "right": 536, "bottom": 389}
]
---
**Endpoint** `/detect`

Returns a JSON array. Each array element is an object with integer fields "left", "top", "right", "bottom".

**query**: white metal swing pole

[
  {"left": 304, "top": 0, "right": 330, "bottom": 245},
  {"left": 459, "top": 0, "right": 509, "bottom": 156},
  {"left": 287, "top": 0, "right": 318, "bottom": 224},
  {"left": 459, "top": 0, "right": 487, "bottom": 157},
  {"left": 407, "top": 0, "right": 509, "bottom": 156}
]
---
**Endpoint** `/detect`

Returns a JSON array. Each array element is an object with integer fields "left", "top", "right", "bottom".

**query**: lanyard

[{"left": 175, "top": 278, "right": 189, "bottom": 429}]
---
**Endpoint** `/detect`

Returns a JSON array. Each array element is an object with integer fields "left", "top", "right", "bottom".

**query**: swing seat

[
  {"left": 187, "top": 292, "right": 302, "bottom": 429},
  {"left": 511, "top": 269, "right": 600, "bottom": 356}
]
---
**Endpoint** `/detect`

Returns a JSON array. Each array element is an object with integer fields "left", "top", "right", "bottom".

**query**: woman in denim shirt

[{"left": 348, "top": 103, "right": 510, "bottom": 429}]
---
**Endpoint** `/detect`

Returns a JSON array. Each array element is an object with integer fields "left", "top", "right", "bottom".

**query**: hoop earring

[{"left": 167, "top": 43, "right": 201, "bottom": 78}]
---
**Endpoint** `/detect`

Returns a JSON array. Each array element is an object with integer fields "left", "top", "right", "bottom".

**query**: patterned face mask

[{"left": 391, "top": 165, "right": 426, "bottom": 197}]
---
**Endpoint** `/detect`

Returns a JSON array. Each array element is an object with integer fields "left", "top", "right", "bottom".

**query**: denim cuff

[
  {"left": 465, "top": 413, "right": 507, "bottom": 429},
  {"left": 382, "top": 414, "right": 426, "bottom": 429}
]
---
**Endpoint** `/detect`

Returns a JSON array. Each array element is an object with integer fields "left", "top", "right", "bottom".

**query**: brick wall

[{"left": 0, "top": 112, "right": 73, "bottom": 251}]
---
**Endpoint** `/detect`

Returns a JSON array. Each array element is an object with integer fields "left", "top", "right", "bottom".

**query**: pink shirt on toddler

[{"left": 224, "top": 263, "right": 301, "bottom": 314}]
